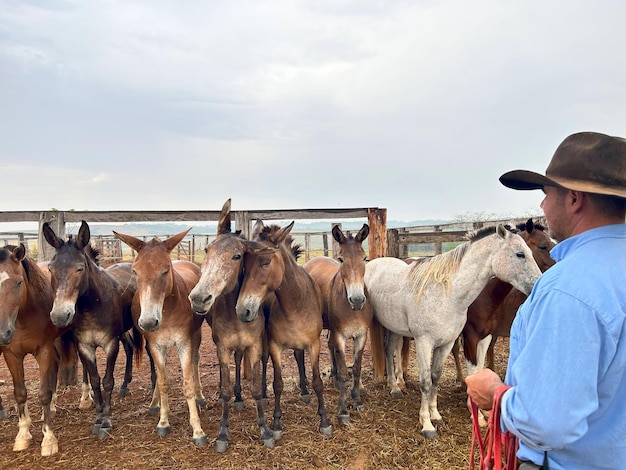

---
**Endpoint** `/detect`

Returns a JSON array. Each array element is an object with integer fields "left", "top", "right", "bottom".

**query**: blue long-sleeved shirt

[{"left": 500, "top": 223, "right": 626, "bottom": 470}]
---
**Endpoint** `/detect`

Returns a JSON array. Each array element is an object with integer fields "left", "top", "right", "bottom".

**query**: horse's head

[
  {"left": 114, "top": 228, "right": 190, "bottom": 333},
  {"left": 333, "top": 223, "right": 369, "bottom": 310},
  {"left": 44, "top": 220, "right": 92, "bottom": 328},
  {"left": 489, "top": 224, "right": 542, "bottom": 296},
  {"left": 189, "top": 199, "right": 251, "bottom": 315},
  {"left": 0, "top": 244, "right": 27, "bottom": 344},
  {"left": 517, "top": 218, "right": 556, "bottom": 273}
]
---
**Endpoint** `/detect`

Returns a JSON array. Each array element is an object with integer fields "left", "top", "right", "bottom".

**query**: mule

[
  {"left": 0, "top": 244, "right": 59, "bottom": 455},
  {"left": 43, "top": 220, "right": 139, "bottom": 439},
  {"left": 303, "top": 223, "right": 372, "bottom": 424},
  {"left": 235, "top": 220, "right": 333, "bottom": 440},
  {"left": 365, "top": 224, "right": 541, "bottom": 438},
  {"left": 113, "top": 228, "right": 206, "bottom": 446},
  {"left": 188, "top": 198, "right": 274, "bottom": 452}
]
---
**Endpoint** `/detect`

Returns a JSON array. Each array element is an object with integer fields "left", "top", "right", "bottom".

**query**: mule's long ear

[
  {"left": 332, "top": 224, "right": 346, "bottom": 244},
  {"left": 356, "top": 223, "right": 370, "bottom": 243},
  {"left": 525, "top": 218, "right": 534, "bottom": 234},
  {"left": 76, "top": 221, "right": 91, "bottom": 249},
  {"left": 217, "top": 199, "right": 232, "bottom": 235},
  {"left": 252, "top": 219, "right": 265, "bottom": 239},
  {"left": 272, "top": 221, "right": 294, "bottom": 245},
  {"left": 43, "top": 222, "right": 63, "bottom": 249},
  {"left": 496, "top": 223, "right": 509, "bottom": 239},
  {"left": 113, "top": 231, "right": 145, "bottom": 253},
  {"left": 164, "top": 227, "right": 192, "bottom": 253},
  {"left": 12, "top": 243, "right": 26, "bottom": 262}
]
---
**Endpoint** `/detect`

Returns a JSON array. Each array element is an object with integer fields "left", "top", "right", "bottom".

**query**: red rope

[{"left": 469, "top": 386, "right": 518, "bottom": 470}]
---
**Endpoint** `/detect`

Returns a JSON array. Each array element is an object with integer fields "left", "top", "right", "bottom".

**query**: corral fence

[{"left": 0, "top": 209, "right": 542, "bottom": 264}]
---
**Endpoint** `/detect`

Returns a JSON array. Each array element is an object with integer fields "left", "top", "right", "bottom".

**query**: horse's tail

[
  {"left": 56, "top": 329, "right": 80, "bottom": 388},
  {"left": 131, "top": 325, "right": 145, "bottom": 367},
  {"left": 370, "top": 317, "right": 386, "bottom": 382}
]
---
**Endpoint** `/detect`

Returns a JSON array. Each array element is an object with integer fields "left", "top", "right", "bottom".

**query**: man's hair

[{"left": 587, "top": 192, "right": 626, "bottom": 219}]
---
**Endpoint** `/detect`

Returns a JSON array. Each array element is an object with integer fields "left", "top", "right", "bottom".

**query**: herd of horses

[{"left": 0, "top": 199, "right": 553, "bottom": 456}]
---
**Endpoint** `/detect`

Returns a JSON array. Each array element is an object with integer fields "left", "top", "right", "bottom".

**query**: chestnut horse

[
  {"left": 365, "top": 225, "right": 541, "bottom": 438},
  {"left": 43, "top": 220, "right": 139, "bottom": 439},
  {"left": 188, "top": 199, "right": 274, "bottom": 452},
  {"left": 235, "top": 220, "right": 333, "bottom": 440},
  {"left": 303, "top": 223, "right": 372, "bottom": 424},
  {"left": 113, "top": 228, "right": 207, "bottom": 446},
  {"left": 0, "top": 244, "right": 59, "bottom": 456}
]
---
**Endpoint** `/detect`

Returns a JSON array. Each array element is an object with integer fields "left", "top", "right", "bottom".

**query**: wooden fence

[{"left": 0, "top": 209, "right": 541, "bottom": 263}]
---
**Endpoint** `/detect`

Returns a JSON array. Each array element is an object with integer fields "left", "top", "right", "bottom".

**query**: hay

[{"left": 0, "top": 323, "right": 510, "bottom": 469}]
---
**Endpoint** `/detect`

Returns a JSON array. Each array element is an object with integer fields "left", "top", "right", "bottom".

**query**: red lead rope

[{"left": 469, "top": 386, "right": 518, "bottom": 470}]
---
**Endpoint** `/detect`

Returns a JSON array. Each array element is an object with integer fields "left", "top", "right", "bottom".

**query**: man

[{"left": 465, "top": 131, "right": 626, "bottom": 470}]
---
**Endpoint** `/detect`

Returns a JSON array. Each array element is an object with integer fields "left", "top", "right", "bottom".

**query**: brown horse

[
  {"left": 188, "top": 199, "right": 274, "bottom": 452},
  {"left": 0, "top": 244, "right": 59, "bottom": 456},
  {"left": 235, "top": 220, "right": 333, "bottom": 440},
  {"left": 43, "top": 220, "right": 138, "bottom": 439},
  {"left": 452, "top": 219, "right": 556, "bottom": 380},
  {"left": 113, "top": 228, "right": 207, "bottom": 446},
  {"left": 303, "top": 223, "right": 372, "bottom": 424}
]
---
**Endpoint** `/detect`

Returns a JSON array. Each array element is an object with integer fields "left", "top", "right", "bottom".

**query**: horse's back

[{"left": 303, "top": 256, "right": 339, "bottom": 299}]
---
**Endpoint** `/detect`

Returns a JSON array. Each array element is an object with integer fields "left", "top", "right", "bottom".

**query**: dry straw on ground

[{"left": 0, "top": 323, "right": 509, "bottom": 469}]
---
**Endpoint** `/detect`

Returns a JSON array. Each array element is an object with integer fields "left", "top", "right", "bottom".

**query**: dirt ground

[{"left": 0, "top": 323, "right": 509, "bottom": 469}]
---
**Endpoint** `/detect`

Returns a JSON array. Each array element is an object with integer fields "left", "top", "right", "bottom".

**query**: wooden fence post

[{"left": 367, "top": 208, "right": 387, "bottom": 261}]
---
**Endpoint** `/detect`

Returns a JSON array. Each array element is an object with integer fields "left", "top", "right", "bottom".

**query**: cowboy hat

[{"left": 499, "top": 131, "right": 626, "bottom": 198}]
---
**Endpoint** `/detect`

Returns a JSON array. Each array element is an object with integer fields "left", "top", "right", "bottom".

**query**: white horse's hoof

[
  {"left": 320, "top": 424, "right": 333, "bottom": 436},
  {"left": 13, "top": 436, "right": 32, "bottom": 452},
  {"left": 422, "top": 429, "right": 438, "bottom": 439}
]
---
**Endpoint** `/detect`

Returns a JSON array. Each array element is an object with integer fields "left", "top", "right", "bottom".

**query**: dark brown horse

[
  {"left": 0, "top": 244, "right": 59, "bottom": 456},
  {"left": 188, "top": 199, "right": 274, "bottom": 452},
  {"left": 113, "top": 228, "right": 206, "bottom": 446},
  {"left": 43, "top": 220, "right": 138, "bottom": 439},
  {"left": 235, "top": 220, "right": 333, "bottom": 440},
  {"left": 303, "top": 223, "right": 372, "bottom": 424}
]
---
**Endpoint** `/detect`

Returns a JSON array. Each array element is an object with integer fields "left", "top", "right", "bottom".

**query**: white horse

[{"left": 364, "top": 224, "right": 541, "bottom": 438}]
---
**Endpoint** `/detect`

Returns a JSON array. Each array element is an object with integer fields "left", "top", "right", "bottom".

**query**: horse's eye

[
  {"left": 516, "top": 252, "right": 525, "bottom": 259},
  {"left": 539, "top": 246, "right": 548, "bottom": 251},
  {"left": 363, "top": 257, "right": 368, "bottom": 262},
  {"left": 337, "top": 257, "right": 344, "bottom": 264},
  {"left": 233, "top": 254, "right": 242, "bottom": 261}
]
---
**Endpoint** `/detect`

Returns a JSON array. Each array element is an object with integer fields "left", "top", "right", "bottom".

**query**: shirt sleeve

[{"left": 500, "top": 289, "right": 602, "bottom": 450}]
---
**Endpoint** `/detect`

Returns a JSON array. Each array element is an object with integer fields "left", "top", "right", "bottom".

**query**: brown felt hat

[{"left": 500, "top": 131, "right": 626, "bottom": 199}]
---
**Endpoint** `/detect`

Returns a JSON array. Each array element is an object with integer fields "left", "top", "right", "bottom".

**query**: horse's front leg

[
  {"left": 309, "top": 340, "right": 333, "bottom": 436},
  {"left": 97, "top": 339, "right": 120, "bottom": 439},
  {"left": 191, "top": 329, "right": 205, "bottom": 407},
  {"left": 330, "top": 332, "right": 350, "bottom": 424},
  {"left": 269, "top": 344, "right": 284, "bottom": 440},
  {"left": 351, "top": 332, "right": 368, "bottom": 412},
  {"left": 37, "top": 345, "right": 60, "bottom": 456},
  {"left": 4, "top": 353, "right": 32, "bottom": 451},
  {"left": 149, "top": 343, "right": 171, "bottom": 438},
  {"left": 78, "top": 346, "right": 104, "bottom": 436},
  {"left": 414, "top": 339, "right": 437, "bottom": 438},
  {"left": 179, "top": 342, "right": 207, "bottom": 447},
  {"left": 249, "top": 345, "right": 274, "bottom": 449},
  {"left": 233, "top": 350, "right": 244, "bottom": 411},
  {"left": 215, "top": 344, "right": 232, "bottom": 452}
]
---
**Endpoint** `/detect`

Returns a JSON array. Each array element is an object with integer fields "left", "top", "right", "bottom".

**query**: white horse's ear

[{"left": 496, "top": 223, "right": 509, "bottom": 239}]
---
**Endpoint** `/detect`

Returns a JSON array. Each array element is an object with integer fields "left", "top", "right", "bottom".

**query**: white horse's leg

[
  {"left": 466, "top": 334, "right": 492, "bottom": 378},
  {"left": 430, "top": 343, "right": 456, "bottom": 423},
  {"left": 414, "top": 338, "right": 437, "bottom": 438},
  {"left": 384, "top": 331, "right": 403, "bottom": 398}
]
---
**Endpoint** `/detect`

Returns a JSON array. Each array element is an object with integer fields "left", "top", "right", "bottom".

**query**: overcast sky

[{"left": 2, "top": 0, "right": 625, "bottom": 227}]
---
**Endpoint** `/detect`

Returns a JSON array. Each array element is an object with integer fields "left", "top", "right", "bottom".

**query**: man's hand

[{"left": 465, "top": 368, "right": 505, "bottom": 410}]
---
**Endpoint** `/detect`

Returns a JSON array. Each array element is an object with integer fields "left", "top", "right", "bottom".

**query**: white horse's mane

[{"left": 408, "top": 226, "right": 500, "bottom": 303}]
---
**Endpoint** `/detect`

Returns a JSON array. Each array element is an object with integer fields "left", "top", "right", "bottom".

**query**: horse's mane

[
  {"left": 0, "top": 246, "right": 49, "bottom": 292},
  {"left": 408, "top": 225, "right": 502, "bottom": 303},
  {"left": 256, "top": 224, "right": 303, "bottom": 261}
]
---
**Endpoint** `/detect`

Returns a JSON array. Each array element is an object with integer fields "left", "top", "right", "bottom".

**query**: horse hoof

[
  {"left": 272, "top": 429, "right": 283, "bottom": 441},
  {"left": 41, "top": 441, "right": 59, "bottom": 457},
  {"left": 0, "top": 409, "right": 8, "bottom": 420},
  {"left": 234, "top": 401, "right": 244, "bottom": 412},
  {"left": 300, "top": 393, "right": 311, "bottom": 404},
  {"left": 148, "top": 406, "right": 159, "bottom": 416},
  {"left": 391, "top": 390, "right": 403, "bottom": 399},
  {"left": 91, "top": 423, "right": 101, "bottom": 435},
  {"left": 215, "top": 439, "right": 229, "bottom": 453},
  {"left": 355, "top": 403, "right": 365, "bottom": 412},
  {"left": 320, "top": 424, "right": 333, "bottom": 436},
  {"left": 98, "top": 426, "right": 112, "bottom": 440},
  {"left": 117, "top": 386, "right": 129, "bottom": 398},
  {"left": 79, "top": 399, "right": 93, "bottom": 410},
  {"left": 13, "top": 437, "right": 32, "bottom": 452},
  {"left": 261, "top": 398, "right": 269, "bottom": 407},
  {"left": 262, "top": 437, "right": 275, "bottom": 449},
  {"left": 338, "top": 414, "right": 350, "bottom": 425},
  {"left": 422, "top": 429, "right": 438, "bottom": 439},
  {"left": 192, "top": 435, "right": 208, "bottom": 447},
  {"left": 156, "top": 426, "right": 170, "bottom": 437}
]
